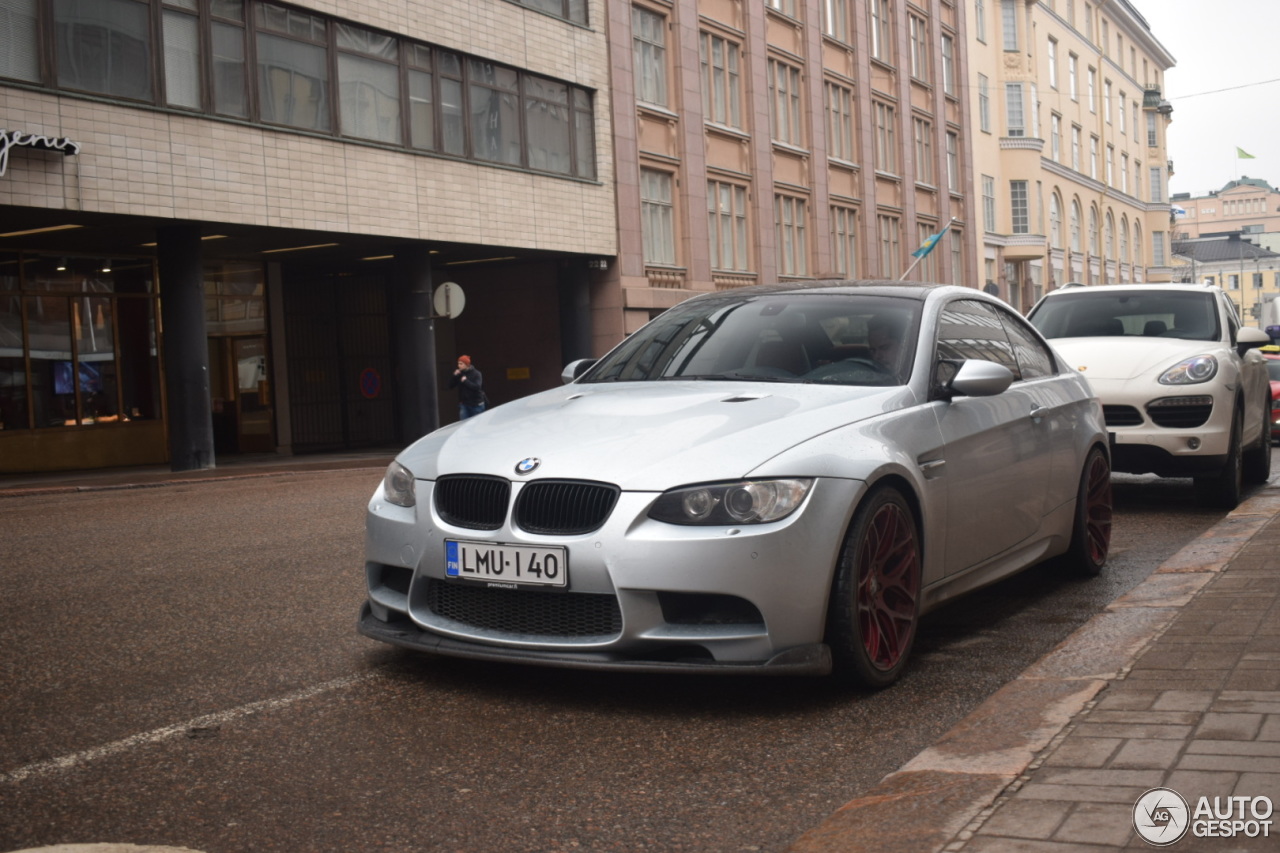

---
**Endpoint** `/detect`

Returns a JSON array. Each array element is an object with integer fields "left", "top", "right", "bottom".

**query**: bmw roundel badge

[{"left": 515, "top": 457, "right": 541, "bottom": 475}]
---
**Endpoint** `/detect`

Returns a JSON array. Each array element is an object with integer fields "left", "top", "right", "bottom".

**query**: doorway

[{"left": 208, "top": 335, "right": 275, "bottom": 454}]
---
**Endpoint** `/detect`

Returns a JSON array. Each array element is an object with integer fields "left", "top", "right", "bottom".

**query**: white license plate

[{"left": 445, "top": 540, "right": 568, "bottom": 588}]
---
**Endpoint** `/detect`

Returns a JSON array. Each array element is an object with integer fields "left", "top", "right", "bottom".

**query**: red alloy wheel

[
  {"left": 1084, "top": 451, "right": 1113, "bottom": 565},
  {"left": 855, "top": 500, "right": 921, "bottom": 671}
]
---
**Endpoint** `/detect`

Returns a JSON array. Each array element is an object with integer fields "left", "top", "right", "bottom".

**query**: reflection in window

[
  {"left": 525, "top": 75, "right": 571, "bottom": 174},
  {"left": 256, "top": 5, "right": 330, "bottom": 132},
  {"left": 54, "top": 0, "right": 152, "bottom": 100},
  {"left": 211, "top": 20, "right": 248, "bottom": 117},
  {"left": 163, "top": 8, "right": 201, "bottom": 109},
  {"left": 471, "top": 60, "right": 522, "bottom": 166},
  {"left": 641, "top": 168, "right": 675, "bottom": 265},
  {"left": 337, "top": 24, "right": 400, "bottom": 144}
]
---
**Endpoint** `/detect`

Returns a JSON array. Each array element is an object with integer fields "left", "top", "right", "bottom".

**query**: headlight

[
  {"left": 382, "top": 461, "right": 416, "bottom": 507},
  {"left": 1159, "top": 355, "right": 1218, "bottom": 385},
  {"left": 648, "top": 479, "right": 813, "bottom": 525}
]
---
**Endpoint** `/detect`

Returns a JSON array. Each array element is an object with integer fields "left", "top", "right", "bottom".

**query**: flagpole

[{"left": 899, "top": 217, "right": 956, "bottom": 281}]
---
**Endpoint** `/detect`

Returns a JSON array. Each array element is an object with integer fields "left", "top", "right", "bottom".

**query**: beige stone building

[
  {"left": 0, "top": 0, "right": 615, "bottom": 472},
  {"left": 1171, "top": 177, "right": 1280, "bottom": 241},
  {"left": 967, "top": 0, "right": 1175, "bottom": 313},
  {"left": 600, "top": 0, "right": 979, "bottom": 339}
]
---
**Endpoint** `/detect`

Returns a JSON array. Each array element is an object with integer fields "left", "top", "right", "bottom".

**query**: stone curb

[{"left": 786, "top": 488, "right": 1280, "bottom": 853}]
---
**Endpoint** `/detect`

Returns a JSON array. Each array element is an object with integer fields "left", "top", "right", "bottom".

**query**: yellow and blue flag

[{"left": 911, "top": 221, "right": 952, "bottom": 259}]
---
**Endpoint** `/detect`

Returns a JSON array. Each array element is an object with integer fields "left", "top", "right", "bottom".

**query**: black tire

[
  {"left": 1196, "top": 412, "right": 1243, "bottom": 509},
  {"left": 827, "top": 486, "right": 922, "bottom": 689},
  {"left": 1243, "top": 390, "right": 1273, "bottom": 485},
  {"left": 1063, "top": 446, "right": 1112, "bottom": 577}
]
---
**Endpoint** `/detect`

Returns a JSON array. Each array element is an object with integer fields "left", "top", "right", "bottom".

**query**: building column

[
  {"left": 391, "top": 246, "right": 438, "bottom": 442},
  {"left": 157, "top": 224, "right": 215, "bottom": 471},
  {"left": 558, "top": 261, "right": 593, "bottom": 366}
]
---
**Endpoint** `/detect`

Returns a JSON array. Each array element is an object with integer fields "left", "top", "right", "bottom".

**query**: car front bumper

[
  {"left": 1092, "top": 378, "right": 1236, "bottom": 477},
  {"left": 360, "top": 476, "right": 865, "bottom": 673}
]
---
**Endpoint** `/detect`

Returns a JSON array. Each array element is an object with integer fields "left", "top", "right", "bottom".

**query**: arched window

[
  {"left": 1088, "top": 206, "right": 1099, "bottom": 256},
  {"left": 1133, "top": 221, "right": 1143, "bottom": 265},
  {"left": 1104, "top": 211, "right": 1115, "bottom": 260},
  {"left": 1070, "top": 200, "right": 1081, "bottom": 252},
  {"left": 1049, "top": 193, "right": 1063, "bottom": 249},
  {"left": 1119, "top": 215, "right": 1129, "bottom": 262}
]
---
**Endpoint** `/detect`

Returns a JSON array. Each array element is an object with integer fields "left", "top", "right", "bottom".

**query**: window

[
  {"left": 869, "top": 0, "right": 893, "bottom": 63},
  {"left": 978, "top": 74, "right": 991, "bottom": 133},
  {"left": 1118, "top": 92, "right": 1126, "bottom": 135},
  {"left": 909, "top": 15, "right": 929, "bottom": 80},
  {"left": 1087, "top": 67, "right": 1096, "bottom": 113},
  {"left": 916, "top": 223, "right": 940, "bottom": 280},
  {"left": 517, "top": 0, "right": 587, "bottom": 25},
  {"left": 1005, "top": 82, "right": 1025, "bottom": 137},
  {"left": 941, "top": 34, "right": 956, "bottom": 95},
  {"left": 1050, "top": 114, "right": 1061, "bottom": 162},
  {"left": 1071, "top": 125, "right": 1081, "bottom": 171},
  {"left": 822, "top": 0, "right": 848, "bottom": 41},
  {"left": 1105, "top": 144, "right": 1113, "bottom": 186},
  {"left": 1049, "top": 193, "right": 1063, "bottom": 249},
  {"left": 640, "top": 168, "right": 676, "bottom": 265},
  {"left": 1090, "top": 135, "right": 1098, "bottom": 179},
  {"left": 336, "top": 23, "right": 401, "bottom": 145},
  {"left": 1147, "top": 112, "right": 1157, "bottom": 147},
  {"left": 1120, "top": 216, "right": 1129, "bottom": 262},
  {"left": 873, "top": 101, "right": 897, "bottom": 173},
  {"left": 1047, "top": 38, "right": 1058, "bottom": 89},
  {"left": 470, "top": 60, "right": 521, "bottom": 166},
  {"left": 163, "top": 3, "right": 201, "bottom": 109},
  {"left": 1120, "top": 152, "right": 1129, "bottom": 194},
  {"left": 701, "top": 32, "right": 742, "bottom": 128},
  {"left": 1083, "top": 3, "right": 1093, "bottom": 42},
  {"left": 1068, "top": 53, "right": 1078, "bottom": 100},
  {"left": 1104, "top": 79, "right": 1112, "bottom": 124},
  {"left": 257, "top": 4, "right": 330, "bottom": 132},
  {"left": 951, "top": 229, "right": 964, "bottom": 285},
  {"left": 825, "top": 81, "right": 856, "bottom": 161},
  {"left": 975, "top": 0, "right": 986, "bottom": 42},
  {"left": 946, "top": 131, "right": 959, "bottom": 192},
  {"left": 982, "top": 175, "right": 997, "bottom": 232},
  {"left": 708, "top": 180, "right": 750, "bottom": 271},
  {"left": 1070, "top": 200, "right": 1081, "bottom": 251},
  {"left": 632, "top": 6, "right": 667, "bottom": 107},
  {"left": 1001, "top": 0, "right": 1018, "bottom": 51},
  {"left": 1149, "top": 166, "right": 1164, "bottom": 202},
  {"left": 768, "top": 59, "right": 803, "bottom": 146},
  {"left": 775, "top": 195, "right": 809, "bottom": 276},
  {"left": 831, "top": 206, "right": 859, "bottom": 277},
  {"left": 766, "top": 0, "right": 798, "bottom": 16},
  {"left": 1010, "top": 180, "right": 1029, "bottom": 234},
  {"left": 913, "top": 117, "right": 933, "bottom": 184},
  {"left": 1104, "top": 212, "right": 1114, "bottom": 259},
  {"left": 1101, "top": 18, "right": 1109, "bottom": 55},
  {"left": 1088, "top": 206, "right": 1099, "bottom": 255},
  {"left": 937, "top": 300, "right": 1020, "bottom": 378},
  {"left": 54, "top": 0, "right": 153, "bottom": 100},
  {"left": 878, "top": 214, "right": 901, "bottom": 278}
]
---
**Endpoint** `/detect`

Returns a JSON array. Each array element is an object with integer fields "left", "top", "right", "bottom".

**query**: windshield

[
  {"left": 582, "top": 293, "right": 922, "bottom": 387},
  {"left": 1024, "top": 286, "right": 1223, "bottom": 340},
  {"left": 1027, "top": 290, "right": 1221, "bottom": 342}
]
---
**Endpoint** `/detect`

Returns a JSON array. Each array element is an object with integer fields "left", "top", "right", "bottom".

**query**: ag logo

[
  {"left": 1133, "top": 787, "right": 1190, "bottom": 846},
  {"left": 515, "top": 457, "right": 541, "bottom": 475}
]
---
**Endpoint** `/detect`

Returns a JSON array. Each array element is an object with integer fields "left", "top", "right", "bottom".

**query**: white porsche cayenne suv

[{"left": 1027, "top": 283, "right": 1272, "bottom": 508}]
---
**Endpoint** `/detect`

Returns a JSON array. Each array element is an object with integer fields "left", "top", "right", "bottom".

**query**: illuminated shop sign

[{"left": 0, "top": 129, "right": 82, "bottom": 177}]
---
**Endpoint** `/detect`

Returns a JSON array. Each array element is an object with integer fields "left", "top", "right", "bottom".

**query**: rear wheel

[
  {"left": 828, "top": 486, "right": 922, "bottom": 689},
  {"left": 1243, "top": 390, "right": 1273, "bottom": 485},
  {"left": 1063, "top": 446, "right": 1112, "bottom": 577},
  {"left": 1196, "top": 412, "right": 1243, "bottom": 509}
]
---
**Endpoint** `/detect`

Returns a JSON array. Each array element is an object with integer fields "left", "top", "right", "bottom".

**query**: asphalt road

[{"left": 0, "top": 468, "right": 1245, "bottom": 853}]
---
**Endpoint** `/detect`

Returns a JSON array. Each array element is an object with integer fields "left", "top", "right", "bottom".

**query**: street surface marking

[{"left": 0, "top": 672, "right": 379, "bottom": 786}]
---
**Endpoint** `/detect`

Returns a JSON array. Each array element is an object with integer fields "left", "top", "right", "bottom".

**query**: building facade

[
  {"left": 1171, "top": 177, "right": 1280, "bottom": 241},
  {"left": 1172, "top": 232, "right": 1280, "bottom": 329},
  {"left": 0, "top": 0, "right": 615, "bottom": 473},
  {"left": 599, "top": 0, "right": 980, "bottom": 340},
  {"left": 967, "top": 0, "right": 1175, "bottom": 314}
]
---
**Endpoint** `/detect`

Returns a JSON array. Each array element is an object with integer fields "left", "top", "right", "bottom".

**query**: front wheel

[
  {"left": 827, "top": 486, "right": 922, "bottom": 689},
  {"left": 1196, "top": 413, "right": 1243, "bottom": 509},
  {"left": 1243, "top": 390, "right": 1273, "bottom": 485},
  {"left": 1063, "top": 446, "right": 1112, "bottom": 577}
]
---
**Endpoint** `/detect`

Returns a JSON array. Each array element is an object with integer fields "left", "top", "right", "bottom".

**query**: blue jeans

[{"left": 459, "top": 403, "right": 486, "bottom": 420}]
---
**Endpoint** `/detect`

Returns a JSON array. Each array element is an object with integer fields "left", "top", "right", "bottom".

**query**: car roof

[
  {"left": 682, "top": 279, "right": 976, "bottom": 304},
  {"left": 1040, "top": 282, "right": 1221, "bottom": 298}
]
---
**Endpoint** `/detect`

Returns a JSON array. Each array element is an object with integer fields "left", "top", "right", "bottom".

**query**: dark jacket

[{"left": 448, "top": 366, "right": 485, "bottom": 406}]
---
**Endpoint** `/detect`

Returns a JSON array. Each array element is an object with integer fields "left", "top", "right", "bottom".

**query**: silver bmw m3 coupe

[{"left": 359, "top": 281, "right": 1112, "bottom": 687}]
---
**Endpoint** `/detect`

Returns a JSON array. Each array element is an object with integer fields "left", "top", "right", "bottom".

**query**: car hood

[
  {"left": 1046, "top": 337, "right": 1222, "bottom": 381},
  {"left": 398, "top": 382, "right": 913, "bottom": 490}
]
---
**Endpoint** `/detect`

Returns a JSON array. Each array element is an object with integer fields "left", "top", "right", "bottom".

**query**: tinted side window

[
  {"left": 936, "top": 299, "right": 1019, "bottom": 378},
  {"left": 994, "top": 306, "right": 1056, "bottom": 379}
]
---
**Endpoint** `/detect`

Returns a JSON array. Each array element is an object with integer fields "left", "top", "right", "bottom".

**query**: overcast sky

[{"left": 1134, "top": 0, "right": 1280, "bottom": 198}]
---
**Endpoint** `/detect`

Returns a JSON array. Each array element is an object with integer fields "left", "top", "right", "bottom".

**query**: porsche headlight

[
  {"left": 649, "top": 479, "right": 813, "bottom": 525},
  {"left": 1159, "top": 355, "right": 1218, "bottom": 385},
  {"left": 381, "top": 461, "right": 416, "bottom": 507}
]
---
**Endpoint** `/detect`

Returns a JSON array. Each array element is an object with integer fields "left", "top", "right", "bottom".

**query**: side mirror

[
  {"left": 948, "top": 359, "right": 1015, "bottom": 398},
  {"left": 560, "top": 358, "right": 597, "bottom": 384},
  {"left": 1236, "top": 326, "right": 1271, "bottom": 356}
]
